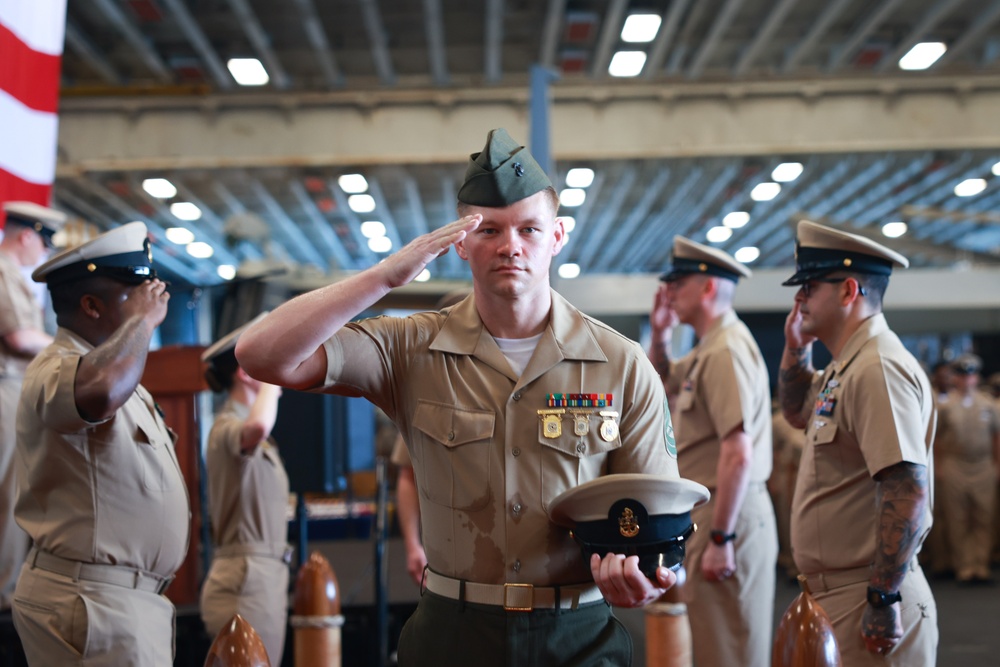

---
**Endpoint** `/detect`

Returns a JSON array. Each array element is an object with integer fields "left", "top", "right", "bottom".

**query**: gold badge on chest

[{"left": 538, "top": 408, "right": 565, "bottom": 438}]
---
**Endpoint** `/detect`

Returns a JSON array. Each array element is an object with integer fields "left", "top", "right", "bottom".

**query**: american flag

[{"left": 0, "top": 0, "right": 66, "bottom": 220}]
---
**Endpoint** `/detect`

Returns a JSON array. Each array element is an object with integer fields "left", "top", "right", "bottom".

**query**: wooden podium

[{"left": 141, "top": 344, "right": 208, "bottom": 606}]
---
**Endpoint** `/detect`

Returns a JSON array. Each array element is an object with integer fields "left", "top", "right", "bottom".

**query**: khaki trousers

[
  {"left": 12, "top": 563, "right": 175, "bottom": 666},
  {"left": 683, "top": 483, "right": 778, "bottom": 667},
  {"left": 939, "top": 457, "right": 997, "bottom": 580},
  {"left": 200, "top": 555, "right": 289, "bottom": 666},
  {"left": 811, "top": 565, "right": 937, "bottom": 666}
]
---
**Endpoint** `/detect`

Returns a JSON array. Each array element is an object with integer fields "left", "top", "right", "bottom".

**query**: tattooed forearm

[
  {"left": 651, "top": 341, "right": 672, "bottom": 382},
  {"left": 777, "top": 346, "right": 813, "bottom": 426},
  {"left": 871, "top": 461, "right": 929, "bottom": 591}
]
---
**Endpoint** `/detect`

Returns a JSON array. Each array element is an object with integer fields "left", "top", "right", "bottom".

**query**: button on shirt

[
  {"left": 318, "top": 291, "right": 678, "bottom": 586},
  {"left": 790, "top": 314, "right": 935, "bottom": 575},
  {"left": 15, "top": 328, "right": 190, "bottom": 576}
]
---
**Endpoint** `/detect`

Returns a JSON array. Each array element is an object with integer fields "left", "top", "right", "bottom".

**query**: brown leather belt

[
  {"left": 27, "top": 547, "right": 173, "bottom": 595},
  {"left": 422, "top": 569, "right": 604, "bottom": 611}
]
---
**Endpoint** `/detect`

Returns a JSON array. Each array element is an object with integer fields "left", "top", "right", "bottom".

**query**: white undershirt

[{"left": 493, "top": 333, "right": 543, "bottom": 376}]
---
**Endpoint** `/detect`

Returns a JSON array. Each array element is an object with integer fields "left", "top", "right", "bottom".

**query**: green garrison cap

[{"left": 457, "top": 128, "right": 552, "bottom": 207}]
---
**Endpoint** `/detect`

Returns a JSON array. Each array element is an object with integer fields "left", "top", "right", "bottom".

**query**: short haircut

[
  {"left": 457, "top": 186, "right": 560, "bottom": 218},
  {"left": 50, "top": 277, "right": 117, "bottom": 323},
  {"left": 851, "top": 273, "right": 888, "bottom": 309},
  {"left": 204, "top": 350, "right": 240, "bottom": 393}
]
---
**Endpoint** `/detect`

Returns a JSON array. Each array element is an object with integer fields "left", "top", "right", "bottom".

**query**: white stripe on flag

[
  {"left": 0, "top": 89, "right": 57, "bottom": 185},
  {"left": 0, "top": 0, "right": 67, "bottom": 56}
]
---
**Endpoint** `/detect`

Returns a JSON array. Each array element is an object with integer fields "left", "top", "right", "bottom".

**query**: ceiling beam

[
  {"left": 287, "top": 180, "right": 355, "bottom": 270},
  {"left": 358, "top": 0, "right": 395, "bottom": 84},
  {"left": 732, "top": 0, "right": 798, "bottom": 76},
  {"left": 874, "top": 0, "right": 965, "bottom": 73},
  {"left": 643, "top": 0, "right": 690, "bottom": 77},
  {"left": 89, "top": 0, "right": 172, "bottom": 82},
  {"left": 590, "top": 0, "right": 629, "bottom": 78},
  {"left": 483, "top": 0, "right": 504, "bottom": 82},
  {"left": 781, "top": 0, "right": 853, "bottom": 73},
  {"left": 63, "top": 20, "right": 123, "bottom": 86},
  {"left": 686, "top": 0, "right": 746, "bottom": 79},
  {"left": 159, "top": 0, "right": 234, "bottom": 90},
  {"left": 538, "top": 0, "right": 566, "bottom": 69},
  {"left": 826, "top": 0, "right": 907, "bottom": 73},
  {"left": 666, "top": 0, "right": 709, "bottom": 74},
  {"left": 225, "top": 0, "right": 291, "bottom": 89},
  {"left": 422, "top": 0, "right": 449, "bottom": 85},
  {"left": 291, "top": 0, "right": 344, "bottom": 88},
  {"left": 934, "top": 0, "right": 1000, "bottom": 68},
  {"left": 250, "top": 180, "right": 329, "bottom": 269},
  {"left": 55, "top": 77, "right": 1000, "bottom": 174}
]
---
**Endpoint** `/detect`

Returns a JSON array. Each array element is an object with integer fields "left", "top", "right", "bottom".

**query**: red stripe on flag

[
  {"left": 0, "top": 21, "right": 62, "bottom": 114},
  {"left": 0, "top": 168, "right": 53, "bottom": 230}
]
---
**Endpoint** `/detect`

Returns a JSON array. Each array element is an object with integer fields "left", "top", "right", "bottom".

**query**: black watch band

[
  {"left": 866, "top": 586, "right": 902, "bottom": 608},
  {"left": 709, "top": 530, "right": 737, "bottom": 545}
]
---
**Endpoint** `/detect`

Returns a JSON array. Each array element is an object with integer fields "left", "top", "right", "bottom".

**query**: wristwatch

[
  {"left": 709, "top": 530, "right": 737, "bottom": 545},
  {"left": 866, "top": 586, "right": 902, "bottom": 608}
]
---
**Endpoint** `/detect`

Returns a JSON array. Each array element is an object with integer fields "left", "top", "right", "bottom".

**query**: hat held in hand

[{"left": 550, "top": 474, "right": 710, "bottom": 580}]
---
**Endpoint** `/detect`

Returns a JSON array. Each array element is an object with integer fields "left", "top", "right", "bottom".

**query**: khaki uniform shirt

[
  {"left": 791, "top": 314, "right": 935, "bottom": 574},
  {"left": 0, "top": 250, "right": 42, "bottom": 378},
  {"left": 319, "top": 291, "right": 678, "bottom": 585},
  {"left": 15, "top": 328, "right": 190, "bottom": 576},
  {"left": 936, "top": 390, "right": 1000, "bottom": 464},
  {"left": 666, "top": 310, "right": 772, "bottom": 486},
  {"left": 206, "top": 399, "right": 290, "bottom": 549}
]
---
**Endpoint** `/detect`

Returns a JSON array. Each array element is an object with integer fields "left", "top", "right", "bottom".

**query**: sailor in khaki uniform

[
  {"left": 12, "top": 222, "right": 189, "bottom": 666},
  {"left": 200, "top": 314, "right": 290, "bottom": 666},
  {"left": 648, "top": 237, "right": 777, "bottom": 667},
  {"left": 778, "top": 221, "right": 937, "bottom": 664},
  {"left": 236, "top": 128, "right": 681, "bottom": 667},
  {"left": 0, "top": 202, "right": 64, "bottom": 610},
  {"left": 935, "top": 353, "right": 1000, "bottom": 583}
]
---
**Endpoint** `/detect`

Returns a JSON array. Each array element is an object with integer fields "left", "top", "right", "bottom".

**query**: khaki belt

[
  {"left": 422, "top": 569, "right": 604, "bottom": 612},
  {"left": 215, "top": 542, "right": 292, "bottom": 563},
  {"left": 800, "top": 559, "right": 918, "bottom": 594},
  {"left": 27, "top": 547, "right": 173, "bottom": 595}
]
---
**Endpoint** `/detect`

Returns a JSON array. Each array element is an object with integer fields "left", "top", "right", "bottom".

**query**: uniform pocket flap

[
  {"left": 810, "top": 421, "right": 838, "bottom": 445},
  {"left": 413, "top": 401, "right": 495, "bottom": 447}
]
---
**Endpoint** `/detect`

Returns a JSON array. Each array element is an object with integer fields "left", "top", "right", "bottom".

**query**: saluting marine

[{"left": 236, "top": 128, "right": 681, "bottom": 667}]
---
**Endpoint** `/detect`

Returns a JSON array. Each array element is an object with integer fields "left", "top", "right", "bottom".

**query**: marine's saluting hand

[{"left": 378, "top": 215, "right": 482, "bottom": 289}]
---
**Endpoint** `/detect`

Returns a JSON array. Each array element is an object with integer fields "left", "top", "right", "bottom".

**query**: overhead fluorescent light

[
  {"left": 750, "top": 182, "right": 781, "bottom": 201},
  {"left": 772, "top": 162, "right": 804, "bottom": 182},
  {"left": 898, "top": 42, "right": 947, "bottom": 71},
  {"left": 734, "top": 246, "right": 760, "bottom": 263},
  {"left": 360, "top": 220, "right": 386, "bottom": 238},
  {"left": 954, "top": 178, "right": 986, "bottom": 197},
  {"left": 142, "top": 178, "right": 176, "bottom": 199},
  {"left": 338, "top": 173, "right": 368, "bottom": 193},
  {"left": 348, "top": 194, "right": 376, "bottom": 213},
  {"left": 608, "top": 51, "right": 646, "bottom": 77},
  {"left": 217, "top": 264, "right": 237, "bottom": 280},
  {"left": 227, "top": 58, "right": 269, "bottom": 86},
  {"left": 559, "top": 188, "right": 586, "bottom": 207},
  {"left": 165, "top": 227, "right": 195, "bottom": 245},
  {"left": 558, "top": 263, "right": 581, "bottom": 279},
  {"left": 723, "top": 211, "right": 750, "bottom": 228},
  {"left": 170, "top": 202, "right": 202, "bottom": 220},
  {"left": 186, "top": 241, "right": 214, "bottom": 258},
  {"left": 706, "top": 226, "right": 732, "bottom": 243},
  {"left": 993, "top": 160, "right": 1000, "bottom": 176},
  {"left": 368, "top": 236, "right": 392, "bottom": 253},
  {"left": 561, "top": 216, "right": 576, "bottom": 233},
  {"left": 621, "top": 14, "right": 662, "bottom": 43},
  {"left": 882, "top": 221, "right": 908, "bottom": 238},
  {"left": 565, "top": 168, "right": 595, "bottom": 188},
  {"left": 415, "top": 269, "right": 431, "bottom": 282}
]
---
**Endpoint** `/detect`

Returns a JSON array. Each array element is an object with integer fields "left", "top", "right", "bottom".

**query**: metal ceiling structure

[{"left": 52, "top": 0, "right": 1000, "bottom": 288}]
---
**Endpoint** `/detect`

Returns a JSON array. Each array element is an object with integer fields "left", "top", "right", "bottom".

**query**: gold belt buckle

[{"left": 503, "top": 583, "right": 534, "bottom": 612}]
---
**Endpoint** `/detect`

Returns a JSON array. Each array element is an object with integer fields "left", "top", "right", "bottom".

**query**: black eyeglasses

[{"left": 800, "top": 278, "right": 867, "bottom": 298}]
